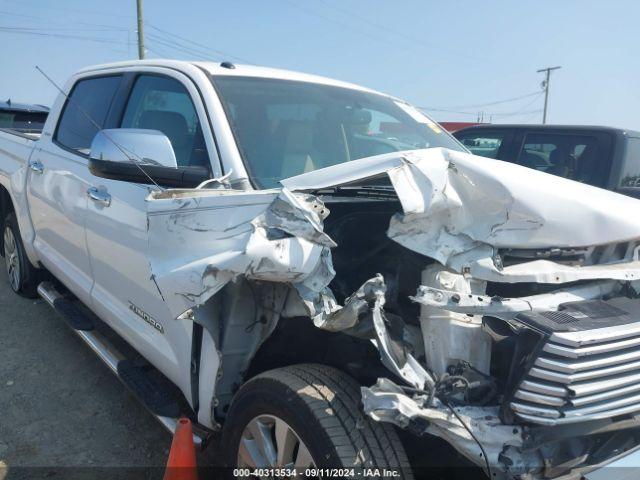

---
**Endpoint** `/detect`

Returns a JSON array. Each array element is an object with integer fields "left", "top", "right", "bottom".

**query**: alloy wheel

[
  {"left": 237, "top": 414, "right": 316, "bottom": 472},
  {"left": 3, "top": 226, "right": 19, "bottom": 291}
]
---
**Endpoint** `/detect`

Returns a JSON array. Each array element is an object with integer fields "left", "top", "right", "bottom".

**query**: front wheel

[{"left": 223, "top": 364, "right": 413, "bottom": 478}]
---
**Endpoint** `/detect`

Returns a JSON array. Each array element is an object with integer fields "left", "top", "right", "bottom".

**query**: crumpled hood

[
  {"left": 283, "top": 148, "right": 640, "bottom": 283},
  {"left": 147, "top": 147, "right": 640, "bottom": 320},
  {"left": 282, "top": 148, "right": 640, "bottom": 250}
]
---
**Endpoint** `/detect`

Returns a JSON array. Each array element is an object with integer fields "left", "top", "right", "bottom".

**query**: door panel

[
  {"left": 84, "top": 179, "right": 190, "bottom": 391},
  {"left": 27, "top": 147, "right": 93, "bottom": 304}
]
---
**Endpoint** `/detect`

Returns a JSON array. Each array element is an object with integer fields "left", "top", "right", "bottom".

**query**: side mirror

[
  {"left": 90, "top": 128, "right": 178, "bottom": 168},
  {"left": 88, "top": 129, "right": 210, "bottom": 188}
]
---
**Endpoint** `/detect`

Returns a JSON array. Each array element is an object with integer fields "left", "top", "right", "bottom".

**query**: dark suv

[{"left": 453, "top": 124, "right": 640, "bottom": 196}]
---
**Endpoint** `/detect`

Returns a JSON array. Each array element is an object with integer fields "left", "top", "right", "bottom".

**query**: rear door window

[
  {"left": 517, "top": 133, "right": 604, "bottom": 185},
  {"left": 455, "top": 131, "right": 505, "bottom": 159},
  {"left": 55, "top": 75, "right": 122, "bottom": 153}
]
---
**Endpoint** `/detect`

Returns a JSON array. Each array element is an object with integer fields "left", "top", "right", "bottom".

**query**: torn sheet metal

[
  {"left": 313, "top": 273, "right": 388, "bottom": 331},
  {"left": 361, "top": 378, "right": 530, "bottom": 476},
  {"left": 283, "top": 148, "right": 640, "bottom": 284},
  {"left": 315, "top": 274, "right": 435, "bottom": 390},
  {"left": 412, "top": 280, "right": 620, "bottom": 318},
  {"left": 146, "top": 187, "right": 336, "bottom": 319},
  {"left": 368, "top": 275, "right": 435, "bottom": 390}
]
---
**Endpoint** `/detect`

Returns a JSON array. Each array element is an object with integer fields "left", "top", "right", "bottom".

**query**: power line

[
  {"left": 315, "top": 0, "right": 483, "bottom": 64},
  {"left": 0, "top": 10, "right": 42, "bottom": 20},
  {"left": 417, "top": 91, "right": 544, "bottom": 121},
  {"left": 421, "top": 106, "right": 542, "bottom": 117},
  {"left": 507, "top": 92, "right": 544, "bottom": 116},
  {"left": 147, "top": 32, "right": 250, "bottom": 64},
  {"left": 0, "top": 10, "right": 128, "bottom": 31},
  {"left": 422, "top": 91, "right": 542, "bottom": 111},
  {"left": 2, "top": 0, "right": 133, "bottom": 19},
  {"left": 146, "top": 23, "right": 253, "bottom": 64},
  {"left": 520, "top": 109, "right": 544, "bottom": 124},
  {"left": 0, "top": 27, "right": 127, "bottom": 46},
  {"left": 282, "top": 0, "right": 399, "bottom": 47},
  {"left": 416, "top": 89, "right": 544, "bottom": 124},
  {"left": 0, "top": 14, "right": 251, "bottom": 65},
  {"left": 146, "top": 33, "right": 213, "bottom": 61},
  {"left": 145, "top": 42, "right": 175, "bottom": 59},
  {"left": 493, "top": 109, "right": 542, "bottom": 118},
  {"left": 0, "top": 25, "right": 127, "bottom": 32},
  {"left": 316, "top": 0, "right": 440, "bottom": 48}
]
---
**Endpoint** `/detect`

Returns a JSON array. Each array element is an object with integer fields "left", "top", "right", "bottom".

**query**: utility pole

[
  {"left": 136, "top": 0, "right": 145, "bottom": 59},
  {"left": 537, "top": 66, "right": 561, "bottom": 124}
]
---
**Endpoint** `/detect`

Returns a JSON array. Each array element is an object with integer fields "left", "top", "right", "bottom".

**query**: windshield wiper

[{"left": 310, "top": 185, "right": 398, "bottom": 199}]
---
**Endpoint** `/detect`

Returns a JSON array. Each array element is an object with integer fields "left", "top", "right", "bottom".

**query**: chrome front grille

[{"left": 510, "top": 304, "right": 640, "bottom": 426}]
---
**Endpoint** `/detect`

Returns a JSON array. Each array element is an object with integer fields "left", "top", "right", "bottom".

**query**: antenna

[{"left": 35, "top": 66, "right": 164, "bottom": 190}]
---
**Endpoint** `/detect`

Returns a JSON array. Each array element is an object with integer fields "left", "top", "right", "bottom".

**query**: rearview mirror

[{"left": 88, "top": 129, "right": 210, "bottom": 188}]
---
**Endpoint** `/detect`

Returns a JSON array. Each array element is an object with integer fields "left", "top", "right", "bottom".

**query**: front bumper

[{"left": 362, "top": 376, "right": 640, "bottom": 479}]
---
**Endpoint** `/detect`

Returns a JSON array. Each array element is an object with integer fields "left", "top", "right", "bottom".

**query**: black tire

[
  {"left": 223, "top": 363, "right": 413, "bottom": 478},
  {"left": 3, "top": 212, "right": 39, "bottom": 297}
]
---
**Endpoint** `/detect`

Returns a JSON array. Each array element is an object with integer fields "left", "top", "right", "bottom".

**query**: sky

[{"left": 1, "top": 0, "right": 639, "bottom": 129}]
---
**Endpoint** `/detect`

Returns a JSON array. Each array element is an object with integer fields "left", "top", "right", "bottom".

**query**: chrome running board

[{"left": 37, "top": 281, "right": 203, "bottom": 446}]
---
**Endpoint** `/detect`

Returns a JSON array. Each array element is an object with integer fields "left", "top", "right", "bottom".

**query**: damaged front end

[{"left": 147, "top": 147, "right": 640, "bottom": 479}]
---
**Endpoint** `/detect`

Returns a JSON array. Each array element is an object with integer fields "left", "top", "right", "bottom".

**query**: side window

[
  {"left": 620, "top": 137, "right": 640, "bottom": 187},
  {"left": 121, "top": 75, "right": 207, "bottom": 168},
  {"left": 55, "top": 75, "right": 122, "bottom": 152},
  {"left": 455, "top": 132, "right": 504, "bottom": 159},
  {"left": 0, "top": 110, "right": 47, "bottom": 133},
  {"left": 519, "top": 133, "right": 601, "bottom": 185}
]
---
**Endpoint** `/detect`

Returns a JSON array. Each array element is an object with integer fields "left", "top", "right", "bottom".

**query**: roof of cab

[
  {"left": 454, "top": 123, "right": 640, "bottom": 138},
  {"left": 77, "top": 59, "right": 386, "bottom": 96}
]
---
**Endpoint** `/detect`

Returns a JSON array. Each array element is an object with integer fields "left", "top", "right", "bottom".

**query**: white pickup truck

[{"left": 2, "top": 60, "right": 640, "bottom": 479}]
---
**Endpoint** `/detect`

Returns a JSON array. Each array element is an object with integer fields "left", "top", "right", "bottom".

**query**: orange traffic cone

[{"left": 163, "top": 417, "right": 198, "bottom": 480}]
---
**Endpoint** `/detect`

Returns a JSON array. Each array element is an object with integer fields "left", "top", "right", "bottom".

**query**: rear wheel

[
  {"left": 223, "top": 364, "right": 413, "bottom": 478},
  {"left": 3, "top": 212, "right": 39, "bottom": 297}
]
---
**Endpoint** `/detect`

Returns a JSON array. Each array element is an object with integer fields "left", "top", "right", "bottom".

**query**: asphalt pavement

[{"left": 0, "top": 265, "right": 173, "bottom": 479}]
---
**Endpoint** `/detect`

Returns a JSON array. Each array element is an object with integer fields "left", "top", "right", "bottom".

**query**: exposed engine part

[
  {"left": 361, "top": 378, "right": 527, "bottom": 478},
  {"left": 435, "top": 362, "right": 497, "bottom": 407},
  {"left": 313, "top": 274, "right": 436, "bottom": 391},
  {"left": 419, "top": 264, "right": 492, "bottom": 376},
  {"left": 413, "top": 280, "right": 620, "bottom": 319}
]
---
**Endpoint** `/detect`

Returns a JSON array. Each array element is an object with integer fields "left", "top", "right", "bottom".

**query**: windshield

[{"left": 211, "top": 75, "right": 465, "bottom": 188}]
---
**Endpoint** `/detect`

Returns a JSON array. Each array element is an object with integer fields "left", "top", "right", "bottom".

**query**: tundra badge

[{"left": 129, "top": 302, "right": 164, "bottom": 333}]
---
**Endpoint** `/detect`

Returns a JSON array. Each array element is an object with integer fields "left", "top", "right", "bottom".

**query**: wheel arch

[
  {"left": 243, "top": 315, "right": 388, "bottom": 400},
  {"left": 0, "top": 183, "right": 15, "bottom": 255}
]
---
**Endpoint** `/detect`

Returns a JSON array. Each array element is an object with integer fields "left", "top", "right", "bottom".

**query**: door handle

[
  {"left": 29, "top": 160, "right": 44, "bottom": 174},
  {"left": 87, "top": 187, "right": 111, "bottom": 207}
]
